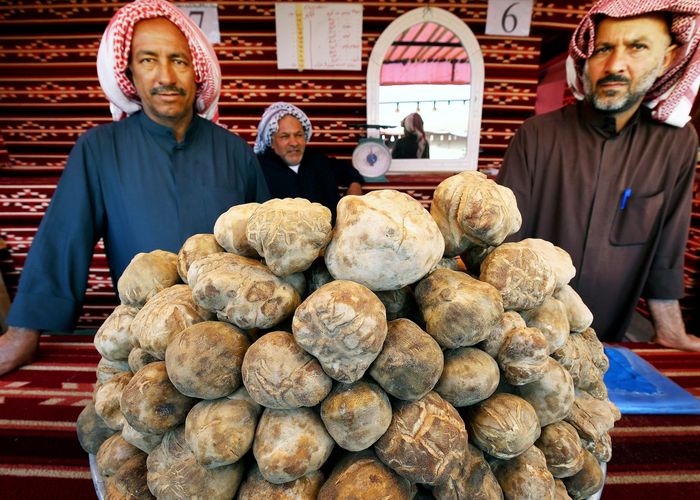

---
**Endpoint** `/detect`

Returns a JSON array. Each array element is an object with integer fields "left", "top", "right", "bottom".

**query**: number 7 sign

[{"left": 485, "top": 0, "right": 534, "bottom": 37}]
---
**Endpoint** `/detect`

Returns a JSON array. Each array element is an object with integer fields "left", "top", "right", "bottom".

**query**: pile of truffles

[{"left": 78, "top": 173, "right": 619, "bottom": 500}]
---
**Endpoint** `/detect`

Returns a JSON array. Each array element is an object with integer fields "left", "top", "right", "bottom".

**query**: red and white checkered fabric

[
  {"left": 567, "top": 0, "right": 700, "bottom": 127},
  {"left": 96, "top": 0, "right": 221, "bottom": 122}
]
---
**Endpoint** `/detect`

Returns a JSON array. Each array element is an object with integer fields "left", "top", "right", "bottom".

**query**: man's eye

[
  {"left": 631, "top": 43, "right": 647, "bottom": 50},
  {"left": 592, "top": 46, "right": 610, "bottom": 56}
]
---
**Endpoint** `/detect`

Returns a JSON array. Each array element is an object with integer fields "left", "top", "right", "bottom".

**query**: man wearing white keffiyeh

[
  {"left": 498, "top": 0, "right": 700, "bottom": 351},
  {"left": 0, "top": 0, "right": 269, "bottom": 376},
  {"left": 254, "top": 102, "right": 364, "bottom": 221}
]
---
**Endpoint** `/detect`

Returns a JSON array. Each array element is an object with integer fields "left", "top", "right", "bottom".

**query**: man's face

[
  {"left": 271, "top": 115, "right": 306, "bottom": 166},
  {"left": 129, "top": 17, "right": 197, "bottom": 129},
  {"left": 584, "top": 14, "right": 675, "bottom": 114}
]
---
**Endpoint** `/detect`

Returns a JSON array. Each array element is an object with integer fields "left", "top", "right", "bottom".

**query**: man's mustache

[
  {"left": 596, "top": 74, "right": 630, "bottom": 86},
  {"left": 151, "top": 86, "right": 185, "bottom": 96}
]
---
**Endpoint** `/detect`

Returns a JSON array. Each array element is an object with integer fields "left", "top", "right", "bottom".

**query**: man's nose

[
  {"left": 156, "top": 61, "right": 176, "bottom": 84},
  {"left": 604, "top": 46, "right": 627, "bottom": 74}
]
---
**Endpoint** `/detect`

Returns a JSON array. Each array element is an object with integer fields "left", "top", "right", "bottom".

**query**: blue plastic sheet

[{"left": 603, "top": 345, "right": 700, "bottom": 415}]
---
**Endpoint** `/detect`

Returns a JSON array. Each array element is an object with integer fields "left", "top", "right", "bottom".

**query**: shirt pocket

[{"left": 609, "top": 190, "right": 664, "bottom": 246}]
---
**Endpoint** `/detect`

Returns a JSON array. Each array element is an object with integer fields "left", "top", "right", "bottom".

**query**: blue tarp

[{"left": 603, "top": 345, "right": 700, "bottom": 415}]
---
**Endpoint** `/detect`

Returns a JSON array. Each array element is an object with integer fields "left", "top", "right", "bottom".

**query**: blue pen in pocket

[{"left": 620, "top": 188, "right": 632, "bottom": 210}]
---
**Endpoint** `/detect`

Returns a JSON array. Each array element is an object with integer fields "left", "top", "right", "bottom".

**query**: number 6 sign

[{"left": 485, "top": 0, "right": 534, "bottom": 37}]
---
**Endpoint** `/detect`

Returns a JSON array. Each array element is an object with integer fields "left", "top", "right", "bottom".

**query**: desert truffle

[
  {"left": 553, "top": 285, "right": 593, "bottom": 333},
  {"left": 430, "top": 170, "right": 521, "bottom": 256},
  {"left": 369, "top": 318, "right": 444, "bottom": 401},
  {"left": 185, "top": 389, "right": 262, "bottom": 468},
  {"left": 520, "top": 296, "right": 570, "bottom": 353},
  {"left": 117, "top": 250, "right": 179, "bottom": 307},
  {"left": 241, "top": 331, "right": 332, "bottom": 409},
  {"left": 491, "top": 445, "right": 556, "bottom": 500},
  {"left": 467, "top": 393, "right": 541, "bottom": 459},
  {"left": 246, "top": 198, "right": 333, "bottom": 276},
  {"left": 176, "top": 233, "right": 224, "bottom": 282},
  {"left": 415, "top": 269, "right": 504, "bottom": 348},
  {"left": 497, "top": 326, "right": 549, "bottom": 385},
  {"left": 94, "top": 305, "right": 139, "bottom": 361},
  {"left": 518, "top": 238, "right": 575, "bottom": 288},
  {"left": 325, "top": 189, "right": 445, "bottom": 291},
  {"left": 479, "top": 242, "right": 556, "bottom": 310},
  {"left": 147, "top": 426, "right": 244, "bottom": 499},
  {"left": 165, "top": 320, "right": 250, "bottom": 399},
  {"left": 434, "top": 347, "right": 500, "bottom": 407},
  {"left": 213, "top": 202, "right": 260, "bottom": 257},
  {"left": 374, "top": 391, "right": 467, "bottom": 486},
  {"left": 94, "top": 371, "right": 132, "bottom": 431},
  {"left": 320, "top": 380, "right": 392, "bottom": 451},
  {"left": 120, "top": 362, "right": 195, "bottom": 435},
  {"left": 189, "top": 252, "right": 300, "bottom": 329},
  {"left": 433, "top": 442, "right": 504, "bottom": 500},
  {"left": 238, "top": 465, "right": 324, "bottom": 500},
  {"left": 535, "top": 421, "right": 586, "bottom": 478},
  {"left": 318, "top": 450, "right": 414, "bottom": 500},
  {"left": 76, "top": 402, "right": 117, "bottom": 454},
  {"left": 130, "top": 284, "right": 212, "bottom": 359},
  {"left": 253, "top": 407, "right": 335, "bottom": 484},
  {"left": 293, "top": 280, "right": 387, "bottom": 383},
  {"left": 96, "top": 433, "right": 145, "bottom": 477},
  {"left": 517, "top": 357, "right": 575, "bottom": 426}
]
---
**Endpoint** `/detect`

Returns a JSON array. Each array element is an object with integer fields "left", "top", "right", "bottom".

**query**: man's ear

[{"left": 662, "top": 43, "right": 678, "bottom": 72}]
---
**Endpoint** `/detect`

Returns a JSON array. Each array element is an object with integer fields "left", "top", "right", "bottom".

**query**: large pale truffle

[
  {"left": 478, "top": 310, "right": 527, "bottom": 358},
  {"left": 105, "top": 453, "right": 153, "bottom": 500},
  {"left": 480, "top": 242, "right": 556, "bottom": 310},
  {"left": 535, "top": 421, "right": 586, "bottom": 478},
  {"left": 246, "top": 198, "right": 333, "bottom": 276},
  {"left": 76, "top": 402, "right": 117, "bottom": 454},
  {"left": 520, "top": 296, "right": 570, "bottom": 353},
  {"left": 498, "top": 326, "right": 550, "bottom": 385},
  {"left": 434, "top": 347, "right": 500, "bottom": 407},
  {"left": 324, "top": 189, "right": 445, "bottom": 291},
  {"left": 117, "top": 250, "right": 180, "bottom": 307},
  {"left": 185, "top": 389, "right": 262, "bottom": 468},
  {"left": 147, "top": 426, "right": 244, "bottom": 500},
  {"left": 96, "top": 433, "right": 145, "bottom": 477},
  {"left": 130, "top": 284, "right": 212, "bottom": 359},
  {"left": 121, "top": 419, "right": 163, "bottom": 454},
  {"left": 519, "top": 238, "right": 575, "bottom": 288},
  {"left": 120, "top": 362, "right": 196, "bottom": 435},
  {"left": 374, "top": 391, "right": 467, "bottom": 486},
  {"left": 491, "top": 445, "right": 556, "bottom": 500},
  {"left": 189, "top": 252, "right": 300, "bottom": 329},
  {"left": 213, "top": 202, "right": 260, "bottom": 257},
  {"left": 320, "top": 380, "right": 392, "bottom": 451},
  {"left": 94, "top": 371, "right": 132, "bottom": 431},
  {"left": 94, "top": 305, "right": 140, "bottom": 362},
  {"left": 430, "top": 171, "right": 521, "bottom": 256},
  {"left": 369, "top": 318, "right": 444, "bottom": 401},
  {"left": 292, "top": 280, "right": 387, "bottom": 383},
  {"left": 433, "top": 442, "right": 504, "bottom": 500},
  {"left": 176, "top": 233, "right": 224, "bottom": 283},
  {"left": 239, "top": 465, "right": 324, "bottom": 500},
  {"left": 467, "top": 393, "right": 541, "bottom": 459},
  {"left": 415, "top": 269, "right": 504, "bottom": 348},
  {"left": 562, "top": 449, "right": 604, "bottom": 500},
  {"left": 241, "top": 331, "right": 332, "bottom": 408},
  {"left": 553, "top": 285, "right": 593, "bottom": 333},
  {"left": 165, "top": 321, "right": 250, "bottom": 399},
  {"left": 318, "top": 450, "right": 414, "bottom": 500},
  {"left": 517, "top": 357, "right": 575, "bottom": 426},
  {"left": 253, "top": 407, "right": 335, "bottom": 484}
]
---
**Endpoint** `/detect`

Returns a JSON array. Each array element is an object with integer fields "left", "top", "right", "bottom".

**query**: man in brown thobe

[{"left": 497, "top": 1, "right": 700, "bottom": 351}]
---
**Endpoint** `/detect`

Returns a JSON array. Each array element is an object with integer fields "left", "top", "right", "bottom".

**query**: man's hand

[
  {"left": 648, "top": 299, "right": 700, "bottom": 352},
  {"left": 0, "top": 327, "right": 40, "bottom": 376},
  {"left": 346, "top": 182, "right": 363, "bottom": 196}
]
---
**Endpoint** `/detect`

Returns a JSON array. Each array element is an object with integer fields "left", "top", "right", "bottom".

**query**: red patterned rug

[{"left": 0, "top": 337, "right": 697, "bottom": 499}]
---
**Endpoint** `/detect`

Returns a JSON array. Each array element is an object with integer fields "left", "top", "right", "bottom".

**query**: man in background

[
  {"left": 254, "top": 102, "right": 364, "bottom": 221},
  {"left": 0, "top": 0, "right": 269, "bottom": 375},
  {"left": 497, "top": 0, "right": 700, "bottom": 351}
]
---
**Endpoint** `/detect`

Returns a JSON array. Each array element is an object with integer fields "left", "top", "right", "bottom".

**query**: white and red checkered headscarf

[
  {"left": 97, "top": 0, "right": 221, "bottom": 122},
  {"left": 567, "top": 0, "right": 700, "bottom": 127}
]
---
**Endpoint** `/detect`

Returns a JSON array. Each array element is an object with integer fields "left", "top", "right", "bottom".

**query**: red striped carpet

[{"left": 0, "top": 336, "right": 698, "bottom": 499}]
